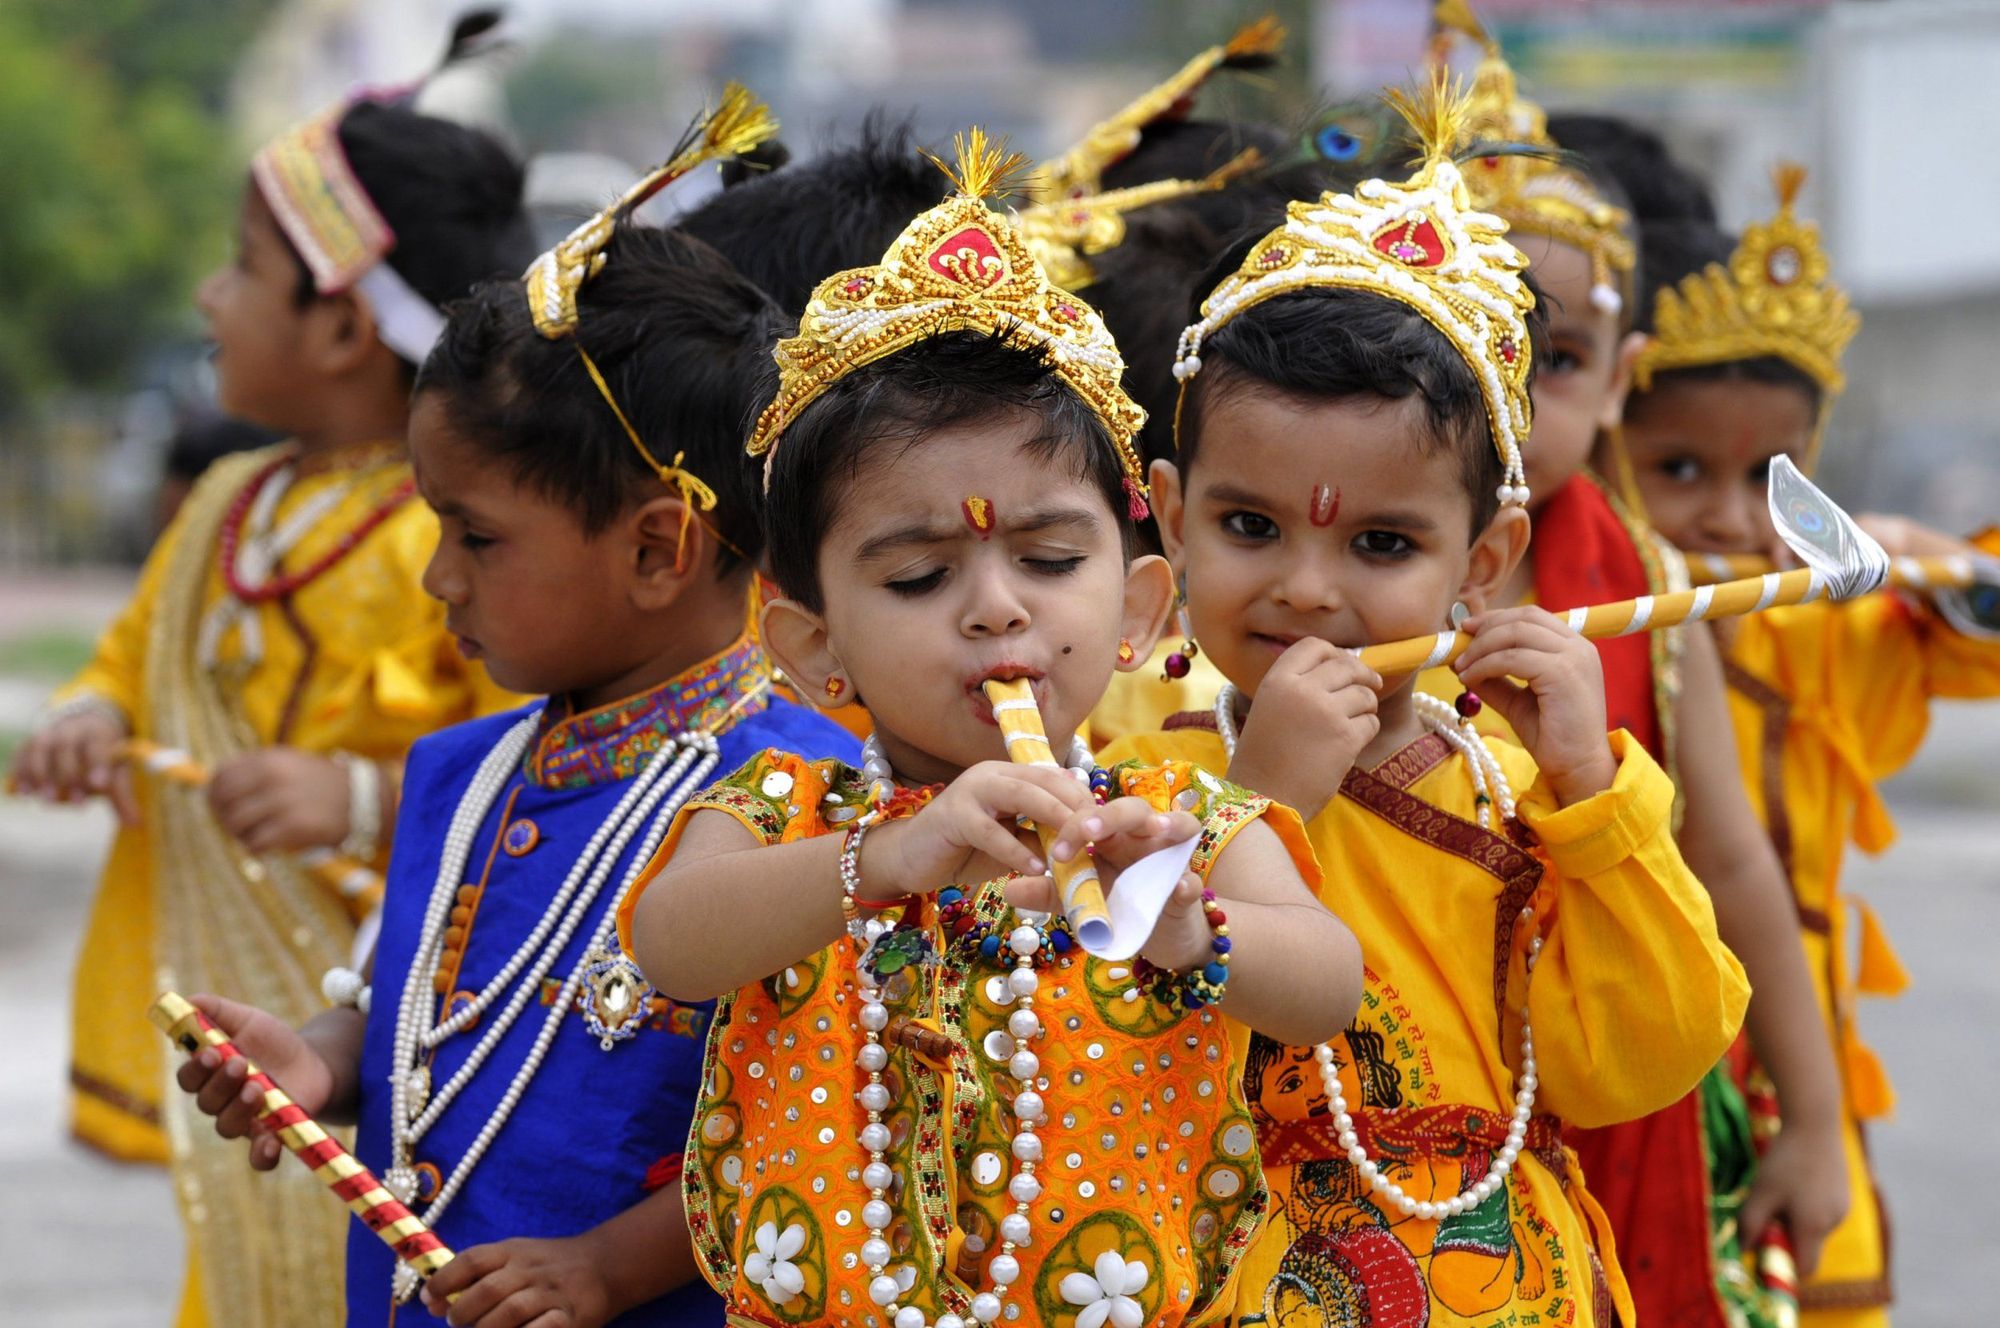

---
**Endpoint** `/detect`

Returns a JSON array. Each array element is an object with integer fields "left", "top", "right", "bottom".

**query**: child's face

[
  {"left": 410, "top": 393, "right": 658, "bottom": 699},
  {"left": 1616, "top": 377, "right": 1817, "bottom": 556},
  {"left": 1157, "top": 391, "right": 1521, "bottom": 703},
  {"left": 767, "top": 415, "right": 1172, "bottom": 783},
  {"left": 195, "top": 189, "right": 314, "bottom": 432},
  {"left": 1517, "top": 235, "right": 1640, "bottom": 509}
]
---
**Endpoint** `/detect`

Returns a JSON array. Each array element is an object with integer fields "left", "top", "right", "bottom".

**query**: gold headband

[
  {"left": 1175, "top": 74, "right": 1537, "bottom": 506},
  {"left": 252, "top": 100, "right": 395, "bottom": 293},
  {"left": 747, "top": 129, "right": 1150, "bottom": 514},
  {"left": 521, "top": 84, "right": 777, "bottom": 562},
  {"left": 1434, "top": 0, "right": 1635, "bottom": 318},
  {"left": 1031, "top": 17, "right": 1285, "bottom": 203}
]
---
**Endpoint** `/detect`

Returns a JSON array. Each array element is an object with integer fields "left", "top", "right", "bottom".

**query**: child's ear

[
  {"left": 1147, "top": 458, "right": 1189, "bottom": 577},
  {"left": 1118, "top": 553, "right": 1177, "bottom": 669},
  {"left": 759, "top": 596, "right": 845, "bottom": 704},
  {"left": 1599, "top": 331, "right": 1648, "bottom": 433},
  {"left": 628, "top": 494, "right": 702, "bottom": 610},
  {"left": 1457, "top": 505, "right": 1532, "bottom": 617},
  {"left": 311, "top": 289, "right": 384, "bottom": 377}
]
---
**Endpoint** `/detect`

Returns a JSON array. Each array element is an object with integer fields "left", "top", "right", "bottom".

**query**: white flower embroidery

[
  {"left": 743, "top": 1220, "right": 808, "bottom": 1305},
  {"left": 1059, "top": 1250, "right": 1150, "bottom": 1328}
]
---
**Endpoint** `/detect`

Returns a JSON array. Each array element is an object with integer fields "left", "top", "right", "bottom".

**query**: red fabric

[
  {"left": 1531, "top": 474, "right": 1664, "bottom": 761},
  {"left": 643, "top": 1152, "right": 686, "bottom": 1194}
]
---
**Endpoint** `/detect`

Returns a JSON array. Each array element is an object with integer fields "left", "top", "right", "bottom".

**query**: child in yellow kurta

[
  {"left": 7, "top": 89, "right": 530, "bottom": 1327},
  {"left": 1110, "top": 80, "right": 1750, "bottom": 1326},
  {"left": 1613, "top": 166, "right": 2000, "bottom": 1326},
  {"left": 619, "top": 137, "right": 1364, "bottom": 1328}
]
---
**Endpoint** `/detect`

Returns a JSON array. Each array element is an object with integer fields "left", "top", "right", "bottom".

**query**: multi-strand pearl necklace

[
  {"left": 1214, "top": 681, "right": 1542, "bottom": 1217},
  {"left": 846, "top": 732, "right": 1090, "bottom": 1327},
  {"left": 384, "top": 710, "right": 719, "bottom": 1301}
]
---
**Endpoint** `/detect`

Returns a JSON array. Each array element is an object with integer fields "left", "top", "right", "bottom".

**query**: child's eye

[
  {"left": 1542, "top": 347, "right": 1583, "bottom": 375},
  {"left": 885, "top": 567, "right": 947, "bottom": 597},
  {"left": 1354, "top": 531, "right": 1414, "bottom": 558},
  {"left": 1659, "top": 457, "right": 1702, "bottom": 484},
  {"left": 1222, "top": 512, "right": 1278, "bottom": 540},
  {"left": 1025, "top": 555, "right": 1084, "bottom": 576},
  {"left": 1748, "top": 457, "right": 1773, "bottom": 485},
  {"left": 459, "top": 531, "right": 495, "bottom": 552}
]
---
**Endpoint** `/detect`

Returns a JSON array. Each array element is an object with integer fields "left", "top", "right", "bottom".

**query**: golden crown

[
  {"left": 1031, "top": 17, "right": 1285, "bottom": 203},
  {"left": 1175, "top": 74, "right": 1537, "bottom": 506},
  {"left": 1634, "top": 163, "right": 1858, "bottom": 398},
  {"left": 524, "top": 83, "right": 777, "bottom": 340},
  {"left": 1434, "top": 0, "right": 1635, "bottom": 318},
  {"left": 746, "top": 129, "right": 1150, "bottom": 513},
  {"left": 1016, "top": 147, "right": 1264, "bottom": 290}
]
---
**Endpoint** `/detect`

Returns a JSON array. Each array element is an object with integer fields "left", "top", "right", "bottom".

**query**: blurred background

[{"left": 2, "top": 1, "right": 1995, "bottom": 1322}]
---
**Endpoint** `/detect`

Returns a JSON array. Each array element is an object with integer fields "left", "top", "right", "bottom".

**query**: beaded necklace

[
  {"left": 839, "top": 732, "right": 1092, "bottom": 1328},
  {"left": 1214, "top": 681, "right": 1543, "bottom": 1220},
  {"left": 382, "top": 707, "right": 725, "bottom": 1303}
]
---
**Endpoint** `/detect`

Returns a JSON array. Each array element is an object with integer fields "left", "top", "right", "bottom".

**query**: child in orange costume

[{"left": 619, "top": 137, "right": 1362, "bottom": 1328}]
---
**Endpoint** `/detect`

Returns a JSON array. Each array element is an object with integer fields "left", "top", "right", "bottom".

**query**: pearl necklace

[
  {"left": 198, "top": 460, "right": 361, "bottom": 670},
  {"left": 1214, "top": 681, "right": 1541, "bottom": 1218},
  {"left": 843, "top": 732, "right": 1090, "bottom": 1328},
  {"left": 384, "top": 710, "right": 719, "bottom": 1301}
]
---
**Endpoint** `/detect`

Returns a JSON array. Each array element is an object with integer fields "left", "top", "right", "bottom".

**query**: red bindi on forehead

[
  {"left": 961, "top": 495, "right": 997, "bottom": 538},
  {"left": 1308, "top": 484, "right": 1341, "bottom": 527}
]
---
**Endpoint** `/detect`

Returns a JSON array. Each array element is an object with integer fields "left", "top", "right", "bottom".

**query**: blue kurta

[{"left": 351, "top": 654, "right": 856, "bottom": 1326}]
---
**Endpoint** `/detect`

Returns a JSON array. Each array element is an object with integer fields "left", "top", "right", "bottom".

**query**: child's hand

[
  {"left": 1855, "top": 512, "right": 1978, "bottom": 561},
  {"left": 1005, "top": 798, "right": 1214, "bottom": 970},
  {"left": 1229, "top": 639, "right": 1381, "bottom": 819},
  {"left": 420, "top": 1233, "right": 614, "bottom": 1327},
  {"left": 7, "top": 708, "right": 138, "bottom": 824},
  {"left": 867, "top": 761, "right": 1093, "bottom": 898},
  {"left": 207, "top": 747, "right": 353, "bottom": 854},
  {"left": 1739, "top": 1117, "right": 1850, "bottom": 1277},
  {"left": 171, "top": 993, "right": 333, "bottom": 1171},
  {"left": 1454, "top": 606, "right": 1617, "bottom": 806}
]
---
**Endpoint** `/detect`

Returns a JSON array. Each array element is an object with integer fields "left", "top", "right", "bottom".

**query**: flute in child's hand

[
  {"left": 982, "top": 678, "right": 1114, "bottom": 952},
  {"left": 148, "top": 992, "right": 458, "bottom": 1294},
  {"left": 120, "top": 740, "right": 385, "bottom": 912},
  {"left": 1685, "top": 549, "right": 1999, "bottom": 594},
  {"left": 1354, "top": 456, "right": 1895, "bottom": 676}
]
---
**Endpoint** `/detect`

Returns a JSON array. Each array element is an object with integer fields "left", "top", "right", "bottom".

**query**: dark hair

[
  {"left": 164, "top": 415, "right": 281, "bottom": 482},
  {"left": 1626, "top": 218, "right": 1823, "bottom": 414},
  {"left": 679, "top": 114, "right": 943, "bottom": 318},
  {"left": 281, "top": 101, "right": 535, "bottom": 361},
  {"left": 763, "top": 333, "right": 1137, "bottom": 613},
  {"left": 415, "top": 225, "right": 785, "bottom": 576},
  {"left": 1178, "top": 232, "right": 1539, "bottom": 537},
  {"left": 1543, "top": 112, "right": 1716, "bottom": 229}
]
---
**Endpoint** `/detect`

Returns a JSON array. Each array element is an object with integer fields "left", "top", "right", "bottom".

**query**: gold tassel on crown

[
  {"left": 1174, "top": 73, "right": 1537, "bottom": 506},
  {"left": 1017, "top": 146, "right": 1265, "bottom": 290},
  {"left": 1032, "top": 17, "right": 1285, "bottom": 203},
  {"left": 747, "top": 128, "right": 1152, "bottom": 515},
  {"left": 1634, "top": 162, "right": 1859, "bottom": 402},
  {"left": 1434, "top": 0, "right": 1635, "bottom": 317}
]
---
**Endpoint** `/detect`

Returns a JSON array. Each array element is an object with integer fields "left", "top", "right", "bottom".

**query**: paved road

[{"left": 1, "top": 634, "right": 1993, "bottom": 1323}]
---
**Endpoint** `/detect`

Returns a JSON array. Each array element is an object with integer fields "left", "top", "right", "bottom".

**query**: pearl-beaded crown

[
  {"left": 1634, "top": 162, "right": 1858, "bottom": 402},
  {"left": 1435, "top": 0, "right": 1635, "bottom": 320},
  {"left": 1174, "top": 73, "right": 1538, "bottom": 507},
  {"left": 1029, "top": 16, "right": 1285, "bottom": 203},
  {"left": 746, "top": 129, "right": 1151, "bottom": 513}
]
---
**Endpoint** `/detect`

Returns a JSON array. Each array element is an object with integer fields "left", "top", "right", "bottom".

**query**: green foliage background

[{"left": 0, "top": 0, "right": 275, "bottom": 407}]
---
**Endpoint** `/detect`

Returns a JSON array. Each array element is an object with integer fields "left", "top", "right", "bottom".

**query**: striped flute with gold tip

[
  {"left": 148, "top": 992, "right": 456, "bottom": 1294},
  {"left": 982, "top": 678, "right": 1114, "bottom": 952}
]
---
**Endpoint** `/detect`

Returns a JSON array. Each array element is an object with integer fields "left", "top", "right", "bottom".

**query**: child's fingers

[
  {"left": 1048, "top": 800, "right": 1194, "bottom": 863},
  {"left": 423, "top": 1240, "right": 507, "bottom": 1308},
  {"left": 1001, "top": 872, "right": 1060, "bottom": 914},
  {"left": 464, "top": 1286, "right": 564, "bottom": 1328},
  {"left": 194, "top": 1056, "right": 250, "bottom": 1119},
  {"left": 961, "top": 814, "right": 1047, "bottom": 879},
  {"left": 249, "top": 1134, "right": 285, "bottom": 1171}
]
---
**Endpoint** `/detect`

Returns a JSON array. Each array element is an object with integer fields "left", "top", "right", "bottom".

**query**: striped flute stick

[
  {"left": 982, "top": 678, "right": 1114, "bottom": 951},
  {"left": 121, "top": 739, "right": 384, "bottom": 911},
  {"left": 148, "top": 992, "right": 456, "bottom": 1291},
  {"left": 1686, "top": 549, "right": 1992, "bottom": 593}
]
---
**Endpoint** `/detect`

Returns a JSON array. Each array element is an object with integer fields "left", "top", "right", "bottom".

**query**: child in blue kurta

[{"left": 172, "top": 104, "right": 857, "bottom": 1328}]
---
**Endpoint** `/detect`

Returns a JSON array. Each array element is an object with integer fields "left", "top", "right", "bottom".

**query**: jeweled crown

[
  {"left": 746, "top": 129, "right": 1150, "bottom": 513},
  {"left": 1436, "top": 0, "right": 1635, "bottom": 318},
  {"left": 1174, "top": 74, "right": 1537, "bottom": 506},
  {"left": 1016, "top": 148, "right": 1264, "bottom": 291},
  {"left": 1634, "top": 163, "right": 1858, "bottom": 398}
]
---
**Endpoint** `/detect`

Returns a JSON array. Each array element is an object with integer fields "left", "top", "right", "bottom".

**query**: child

[
  {"left": 1114, "top": 81, "right": 1750, "bottom": 1326},
  {"left": 6, "top": 79, "right": 531, "bottom": 1327},
  {"left": 1424, "top": 14, "right": 1854, "bottom": 1324},
  {"left": 173, "top": 91, "right": 859, "bottom": 1327},
  {"left": 1612, "top": 171, "right": 2000, "bottom": 1328},
  {"left": 620, "top": 134, "right": 1362, "bottom": 1327}
]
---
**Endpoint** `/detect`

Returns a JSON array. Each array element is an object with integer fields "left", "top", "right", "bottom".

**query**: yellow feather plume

[
  {"left": 1384, "top": 69, "right": 1474, "bottom": 166},
  {"left": 1225, "top": 15, "right": 1287, "bottom": 61},
  {"left": 925, "top": 128, "right": 1035, "bottom": 203},
  {"left": 1432, "top": 0, "right": 1495, "bottom": 54},
  {"left": 1773, "top": 160, "right": 1808, "bottom": 212}
]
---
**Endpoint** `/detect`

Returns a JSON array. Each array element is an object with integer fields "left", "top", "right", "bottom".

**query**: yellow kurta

[
  {"left": 1104, "top": 723, "right": 1750, "bottom": 1327},
  {"left": 1722, "top": 585, "right": 2000, "bottom": 1325},
  {"left": 50, "top": 443, "right": 513, "bottom": 1327}
]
